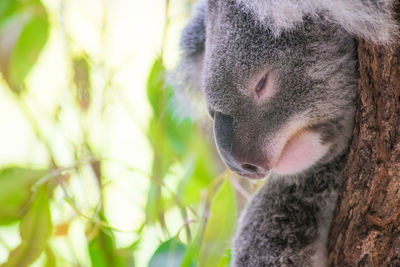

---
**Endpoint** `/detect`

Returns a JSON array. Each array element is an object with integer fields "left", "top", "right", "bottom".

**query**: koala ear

[
  {"left": 235, "top": 0, "right": 398, "bottom": 44},
  {"left": 167, "top": 0, "right": 207, "bottom": 119}
]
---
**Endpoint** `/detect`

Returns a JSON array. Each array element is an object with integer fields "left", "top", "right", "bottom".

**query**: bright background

[{"left": 0, "top": 0, "right": 257, "bottom": 266}]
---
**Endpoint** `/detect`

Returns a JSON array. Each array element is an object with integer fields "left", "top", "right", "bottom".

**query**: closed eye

[{"left": 255, "top": 74, "right": 268, "bottom": 97}]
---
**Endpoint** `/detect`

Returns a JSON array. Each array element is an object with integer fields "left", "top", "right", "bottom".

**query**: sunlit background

[{"left": 0, "top": 0, "right": 257, "bottom": 266}]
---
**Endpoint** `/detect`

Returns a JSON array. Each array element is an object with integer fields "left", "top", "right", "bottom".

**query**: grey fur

[
  {"left": 232, "top": 155, "right": 345, "bottom": 266},
  {"left": 176, "top": 0, "right": 398, "bottom": 266},
  {"left": 236, "top": 0, "right": 398, "bottom": 44}
]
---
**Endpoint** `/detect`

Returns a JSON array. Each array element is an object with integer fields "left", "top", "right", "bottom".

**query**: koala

[{"left": 175, "top": 0, "right": 398, "bottom": 266}]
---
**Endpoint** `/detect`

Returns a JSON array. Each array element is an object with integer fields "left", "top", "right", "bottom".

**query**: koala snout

[
  {"left": 214, "top": 112, "right": 268, "bottom": 179},
  {"left": 213, "top": 112, "right": 234, "bottom": 157}
]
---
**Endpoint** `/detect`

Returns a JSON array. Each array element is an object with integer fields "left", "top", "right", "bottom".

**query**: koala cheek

[{"left": 274, "top": 131, "right": 330, "bottom": 175}]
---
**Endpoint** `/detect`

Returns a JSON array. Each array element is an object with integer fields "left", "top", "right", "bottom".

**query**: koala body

[{"left": 176, "top": 0, "right": 398, "bottom": 266}]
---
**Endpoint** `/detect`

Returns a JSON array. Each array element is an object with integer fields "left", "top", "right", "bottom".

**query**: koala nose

[
  {"left": 214, "top": 112, "right": 267, "bottom": 179},
  {"left": 214, "top": 111, "right": 234, "bottom": 156}
]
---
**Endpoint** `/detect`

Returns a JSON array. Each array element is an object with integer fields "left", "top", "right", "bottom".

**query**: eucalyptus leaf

[
  {"left": 148, "top": 238, "right": 185, "bottom": 267},
  {"left": 89, "top": 227, "right": 129, "bottom": 267},
  {"left": 0, "top": 0, "right": 49, "bottom": 94},
  {"left": 147, "top": 57, "right": 168, "bottom": 117},
  {"left": 199, "top": 179, "right": 237, "bottom": 267},
  {"left": 179, "top": 208, "right": 205, "bottom": 267},
  {"left": 0, "top": 167, "right": 48, "bottom": 225},
  {"left": 216, "top": 248, "right": 232, "bottom": 267},
  {"left": 44, "top": 246, "right": 56, "bottom": 267},
  {"left": 146, "top": 57, "right": 196, "bottom": 159},
  {"left": 164, "top": 101, "right": 195, "bottom": 158},
  {"left": 0, "top": 0, "right": 18, "bottom": 24},
  {"left": 179, "top": 140, "right": 216, "bottom": 205},
  {"left": 179, "top": 233, "right": 199, "bottom": 267},
  {"left": 1, "top": 186, "right": 52, "bottom": 267},
  {"left": 145, "top": 183, "right": 164, "bottom": 224}
]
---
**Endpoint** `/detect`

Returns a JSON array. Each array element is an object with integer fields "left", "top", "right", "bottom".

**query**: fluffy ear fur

[
  {"left": 235, "top": 0, "right": 398, "bottom": 44},
  {"left": 167, "top": 0, "right": 207, "bottom": 119}
]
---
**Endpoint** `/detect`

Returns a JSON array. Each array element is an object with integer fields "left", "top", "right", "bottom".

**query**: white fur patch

[
  {"left": 264, "top": 112, "right": 330, "bottom": 175},
  {"left": 235, "top": 0, "right": 398, "bottom": 44},
  {"left": 274, "top": 131, "right": 330, "bottom": 175}
]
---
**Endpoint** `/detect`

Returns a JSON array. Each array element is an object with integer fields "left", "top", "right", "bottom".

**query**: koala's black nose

[{"left": 214, "top": 112, "right": 234, "bottom": 156}]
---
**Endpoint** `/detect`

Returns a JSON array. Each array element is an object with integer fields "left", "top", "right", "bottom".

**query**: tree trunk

[{"left": 328, "top": 3, "right": 400, "bottom": 266}]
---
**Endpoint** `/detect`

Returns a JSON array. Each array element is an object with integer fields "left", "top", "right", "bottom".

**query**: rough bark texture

[{"left": 328, "top": 3, "right": 400, "bottom": 266}]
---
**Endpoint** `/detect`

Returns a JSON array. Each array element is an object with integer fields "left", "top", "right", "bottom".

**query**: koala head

[{"left": 178, "top": 0, "right": 358, "bottom": 179}]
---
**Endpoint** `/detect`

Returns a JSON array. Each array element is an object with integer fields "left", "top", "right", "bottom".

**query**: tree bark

[{"left": 328, "top": 3, "right": 400, "bottom": 266}]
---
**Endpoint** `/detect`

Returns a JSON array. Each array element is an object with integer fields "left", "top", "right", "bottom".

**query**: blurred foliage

[
  {"left": 0, "top": 0, "right": 49, "bottom": 93},
  {"left": 88, "top": 226, "right": 135, "bottom": 267},
  {"left": 0, "top": 0, "right": 253, "bottom": 266},
  {"left": 0, "top": 168, "right": 48, "bottom": 225},
  {"left": 148, "top": 238, "right": 185, "bottom": 267},
  {"left": 2, "top": 186, "right": 52, "bottom": 267}
]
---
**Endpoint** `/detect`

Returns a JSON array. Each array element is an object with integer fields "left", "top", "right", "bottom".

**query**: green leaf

[
  {"left": 146, "top": 57, "right": 167, "bottom": 117},
  {"left": 146, "top": 120, "right": 172, "bottom": 225},
  {"left": 44, "top": 246, "right": 56, "bottom": 267},
  {"left": 9, "top": 5, "right": 49, "bottom": 93},
  {"left": 0, "top": 167, "right": 48, "bottom": 225},
  {"left": 199, "top": 179, "right": 237, "bottom": 267},
  {"left": 179, "top": 203, "right": 208, "bottom": 267},
  {"left": 216, "top": 248, "right": 231, "bottom": 267},
  {"left": 1, "top": 185, "right": 52, "bottom": 267},
  {"left": 88, "top": 227, "right": 130, "bottom": 267},
  {"left": 145, "top": 57, "right": 203, "bottom": 226},
  {"left": 115, "top": 247, "right": 135, "bottom": 267},
  {"left": 148, "top": 238, "right": 185, "bottom": 267},
  {"left": 179, "top": 180, "right": 234, "bottom": 267},
  {"left": 164, "top": 102, "right": 195, "bottom": 158},
  {"left": 0, "top": 0, "right": 18, "bottom": 23},
  {"left": 146, "top": 57, "right": 196, "bottom": 158},
  {"left": 179, "top": 141, "right": 216, "bottom": 205},
  {"left": 147, "top": 119, "right": 173, "bottom": 175},
  {"left": 145, "top": 183, "right": 163, "bottom": 224},
  {"left": 0, "top": 0, "right": 49, "bottom": 93},
  {"left": 179, "top": 231, "right": 199, "bottom": 267}
]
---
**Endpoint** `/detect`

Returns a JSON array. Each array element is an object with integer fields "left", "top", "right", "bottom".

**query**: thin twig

[{"left": 229, "top": 174, "right": 251, "bottom": 200}]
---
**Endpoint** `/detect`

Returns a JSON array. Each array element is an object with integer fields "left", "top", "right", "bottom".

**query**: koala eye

[{"left": 255, "top": 74, "right": 268, "bottom": 96}]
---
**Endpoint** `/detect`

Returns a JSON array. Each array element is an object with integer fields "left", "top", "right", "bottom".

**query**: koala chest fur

[
  {"left": 232, "top": 155, "right": 345, "bottom": 267},
  {"left": 176, "top": 0, "right": 398, "bottom": 266}
]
